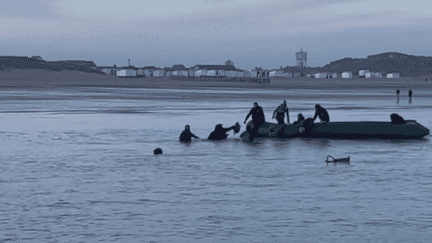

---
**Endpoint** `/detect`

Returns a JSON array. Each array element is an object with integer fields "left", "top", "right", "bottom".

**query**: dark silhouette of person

[
  {"left": 408, "top": 89, "right": 413, "bottom": 103},
  {"left": 311, "top": 104, "right": 330, "bottom": 123},
  {"left": 208, "top": 122, "right": 241, "bottom": 140},
  {"left": 390, "top": 113, "right": 406, "bottom": 125},
  {"left": 244, "top": 102, "right": 265, "bottom": 141},
  {"left": 179, "top": 125, "right": 199, "bottom": 143},
  {"left": 292, "top": 113, "right": 305, "bottom": 125},
  {"left": 396, "top": 89, "right": 400, "bottom": 103},
  {"left": 272, "top": 100, "right": 290, "bottom": 125}
]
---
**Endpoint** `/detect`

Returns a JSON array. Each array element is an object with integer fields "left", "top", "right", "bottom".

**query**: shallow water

[{"left": 1, "top": 87, "right": 432, "bottom": 242}]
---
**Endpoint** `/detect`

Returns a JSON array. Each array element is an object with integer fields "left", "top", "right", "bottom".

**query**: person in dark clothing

[
  {"left": 292, "top": 113, "right": 305, "bottom": 125},
  {"left": 207, "top": 122, "right": 241, "bottom": 140},
  {"left": 396, "top": 89, "right": 400, "bottom": 103},
  {"left": 244, "top": 102, "right": 265, "bottom": 141},
  {"left": 179, "top": 125, "right": 199, "bottom": 143},
  {"left": 272, "top": 100, "right": 290, "bottom": 125},
  {"left": 408, "top": 89, "right": 413, "bottom": 103},
  {"left": 311, "top": 104, "right": 330, "bottom": 123},
  {"left": 390, "top": 113, "right": 406, "bottom": 125}
]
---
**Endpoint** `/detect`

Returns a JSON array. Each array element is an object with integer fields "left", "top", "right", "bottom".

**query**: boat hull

[{"left": 240, "top": 120, "right": 430, "bottom": 140}]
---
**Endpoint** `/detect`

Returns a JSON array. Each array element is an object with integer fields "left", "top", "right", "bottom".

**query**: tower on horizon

[{"left": 296, "top": 47, "right": 307, "bottom": 67}]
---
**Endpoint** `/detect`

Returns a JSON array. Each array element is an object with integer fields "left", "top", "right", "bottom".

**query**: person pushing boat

[
  {"left": 272, "top": 100, "right": 290, "bottom": 125},
  {"left": 207, "top": 122, "right": 241, "bottom": 140},
  {"left": 244, "top": 102, "right": 265, "bottom": 141},
  {"left": 311, "top": 104, "right": 330, "bottom": 123},
  {"left": 179, "top": 124, "right": 199, "bottom": 143}
]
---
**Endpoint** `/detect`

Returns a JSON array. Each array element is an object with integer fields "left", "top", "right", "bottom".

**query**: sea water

[{"left": 0, "top": 87, "right": 432, "bottom": 242}]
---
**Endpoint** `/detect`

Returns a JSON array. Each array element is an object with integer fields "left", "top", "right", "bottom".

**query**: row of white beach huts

[{"left": 98, "top": 65, "right": 401, "bottom": 79}]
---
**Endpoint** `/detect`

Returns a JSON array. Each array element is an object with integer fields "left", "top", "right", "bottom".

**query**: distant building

[
  {"left": 117, "top": 67, "right": 137, "bottom": 77},
  {"left": 283, "top": 72, "right": 293, "bottom": 77},
  {"left": 153, "top": 69, "right": 165, "bottom": 77},
  {"left": 342, "top": 71, "right": 353, "bottom": 78},
  {"left": 296, "top": 48, "right": 307, "bottom": 67},
  {"left": 331, "top": 73, "right": 338, "bottom": 78},
  {"left": 315, "top": 73, "right": 328, "bottom": 78},
  {"left": 387, "top": 73, "right": 400, "bottom": 78},
  {"left": 359, "top": 70, "right": 369, "bottom": 77},
  {"left": 269, "top": 70, "right": 284, "bottom": 77},
  {"left": 294, "top": 72, "right": 302, "bottom": 77},
  {"left": 143, "top": 66, "right": 157, "bottom": 77},
  {"left": 305, "top": 74, "right": 311, "bottom": 78}
]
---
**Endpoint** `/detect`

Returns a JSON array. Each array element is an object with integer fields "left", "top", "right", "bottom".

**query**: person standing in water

[
  {"left": 244, "top": 102, "right": 265, "bottom": 141},
  {"left": 272, "top": 100, "right": 290, "bottom": 125},
  {"left": 179, "top": 125, "right": 199, "bottom": 143}
]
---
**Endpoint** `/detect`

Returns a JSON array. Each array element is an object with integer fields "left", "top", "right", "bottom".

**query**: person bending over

[
  {"left": 207, "top": 122, "right": 241, "bottom": 140},
  {"left": 312, "top": 104, "right": 330, "bottom": 123}
]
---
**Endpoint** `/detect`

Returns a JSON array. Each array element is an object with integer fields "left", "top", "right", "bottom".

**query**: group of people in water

[{"left": 179, "top": 100, "right": 330, "bottom": 143}]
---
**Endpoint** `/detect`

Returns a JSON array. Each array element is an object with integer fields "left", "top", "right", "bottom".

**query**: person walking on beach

[
  {"left": 396, "top": 89, "right": 400, "bottom": 103},
  {"left": 179, "top": 125, "right": 199, "bottom": 143},
  {"left": 244, "top": 102, "right": 265, "bottom": 141},
  {"left": 311, "top": 104, "right": 330, "bottom": 124},
  {"left": 272, "top": 100, "right": 290, "bottom": 125},
  {"left": 409, "top": 89, "right": 413, "bottom": 103}
]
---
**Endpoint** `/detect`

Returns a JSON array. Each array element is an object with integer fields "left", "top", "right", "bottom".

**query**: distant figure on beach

[
  {"left": 409, "top": 89, "right": 413, "bottom": 103},
  {"left": 311, "top": 104, "right": 330, "bottom": 123},
  {"left": 272, "top": 100, "right": 290, "bottom": 125},
  {"left": 207, "top": 122, "right": 241, "bottom": 140},
  {"left": 396, "top": 89, "right": 400, "bottom": 103},
  {"left": 179, "top": 125, "right": 199, "bottom": 143},
  {"left": 244, "top": 102, "right": 265, "bottom": 141},
  {"left": 292, "top": 113, "right": 305, "bottom": 125}
]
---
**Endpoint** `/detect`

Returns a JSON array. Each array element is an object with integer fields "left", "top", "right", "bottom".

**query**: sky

[{"left": 1, "top": 0, "right": 431, "bottom": 69}]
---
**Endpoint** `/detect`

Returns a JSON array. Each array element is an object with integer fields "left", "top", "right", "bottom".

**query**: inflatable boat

[{"left": 240, "top": 119, "right": 430, "bottom": 141}]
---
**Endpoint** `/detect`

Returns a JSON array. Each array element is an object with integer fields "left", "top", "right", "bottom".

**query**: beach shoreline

[{"left": 1, "top": 69, "right": 432, "bottom": 92}]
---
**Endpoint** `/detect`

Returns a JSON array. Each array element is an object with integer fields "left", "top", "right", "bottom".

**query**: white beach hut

[
  {"left": 269, "top": 70, "right": 284, "bottom": 77},
  {"left": 359, "top": 70, "right": 369, "bottom": 77},
  {"left": 315, "top": 73, "right": 328, "bottom": 78},
  {"left": 387, "top": 73, "right": 400, "bottom": 78},
  {"left": 342, "top": 71, "right": 353, "bottom": 78},
  {"left": 283, "top": 72, "right": 293, "bottom": 77},
  {"left": 153, "top": 69, "right": 165, "bottom": 77},
  {"left": 117, "top": 68, "right": 137, "bottom": 77},
  {"left": 207, "top": 70, "right": 217, "bottom": 76}
]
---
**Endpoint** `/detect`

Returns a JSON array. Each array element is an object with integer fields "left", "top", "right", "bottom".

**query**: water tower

[{"left": 295, "top": 47, "right": 307, "bottom": 67}]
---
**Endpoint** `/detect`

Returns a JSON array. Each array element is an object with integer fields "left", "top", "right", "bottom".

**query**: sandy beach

[{"left": 1, "top": 69, "right": 432, "bottom": 92}]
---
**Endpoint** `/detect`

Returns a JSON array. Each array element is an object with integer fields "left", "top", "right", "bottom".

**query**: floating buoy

[
  {"left": 326, "top": 155, "right": 350, "bottom": 164},
  {"left": 153, "top": 148, "right": 163, "bottom": 155}
]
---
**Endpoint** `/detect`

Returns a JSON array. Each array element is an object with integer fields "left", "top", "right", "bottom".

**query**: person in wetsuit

[
  {"left": 272, "top": 100, "right": 290, "bottom": 125},
  {"left": 244, "top": 102, "right": 265, "bottom": 141},
  {"left": 207, "top": 122, "right": 241, "bottom": 140},
  {"left": 311, "top": 104, "right": 330, "bottom": 123},
  {"left": 179, "top": 125, "right": 199, "bottom": 143},
  {"left": 292, "top": 113, "right": 305, "bottom": 125}
]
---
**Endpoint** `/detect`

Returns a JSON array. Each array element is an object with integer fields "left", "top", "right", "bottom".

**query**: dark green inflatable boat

[{"left": 240, "top": 119, "right": 430, "bottom": 141}]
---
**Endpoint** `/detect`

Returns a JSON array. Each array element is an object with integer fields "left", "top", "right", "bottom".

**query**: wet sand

[{"left": 1, "top": 69, "right": 432, "bottom": 92}]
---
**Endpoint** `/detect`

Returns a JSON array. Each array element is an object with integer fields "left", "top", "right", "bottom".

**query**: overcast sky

[{"left": 1, "top": 0, "right": 431, "bottom": 69}]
